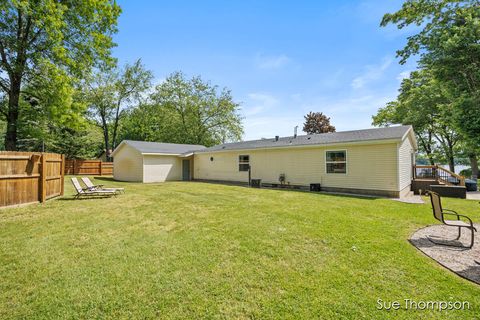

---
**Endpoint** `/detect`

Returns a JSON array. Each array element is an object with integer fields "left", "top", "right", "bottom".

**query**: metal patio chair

[
  {"left": 81, "top": 177, "right": 125, "bottom": 194},
  {"left": 427, "top": 191, "right": 477, "bottom": 248},
  {"left": 71, "top": 177, "right": 116, "bottom": 199}
]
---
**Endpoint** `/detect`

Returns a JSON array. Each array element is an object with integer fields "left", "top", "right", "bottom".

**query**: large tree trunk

[
  {"left": 435, "top": 131, "right": 456, "bottom": 173},
  {"left": 111, "top": 101, "right": 121, "bottom": 153},
  {"left": 4, "top": 82, "right": 21, "bottom": 151},
  {"left": 417, "top": 134, "right": 435, "bottom": 165},
  {"left": 101, "top": 115, "right": 110, "bottom": 162},
  {"left": 103, "top": 129, "right": 110, "bottom": 162},
  {"left": 446, "top": 138, "right": 455, "bottom": 173},
  {"left": 425, "top": 149, "right": 435, "bottom": 165},
  {"left": 469, "top": 154, "right": 479, "bottom": 179},
  {"left": 2, "top": 10, "right": 30, "bottom": 151},
  {"left": 447, "top": 154, "right": 455, "bottom": 173}
]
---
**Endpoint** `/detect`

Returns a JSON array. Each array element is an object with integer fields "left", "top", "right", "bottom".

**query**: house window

[
  {"left": 239, "top": 155, "right": 250, "bottom": 171},
  {"left": 326, "top": 150, "right": 346, "bottom": 174}
]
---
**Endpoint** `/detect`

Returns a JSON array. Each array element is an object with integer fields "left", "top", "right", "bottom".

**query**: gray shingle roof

[
  {"left": 197, "top": 125, "right": 413, "bottom": 153},
  {"left": 121, "top": 140, "right": 206, "bottom": 154}
]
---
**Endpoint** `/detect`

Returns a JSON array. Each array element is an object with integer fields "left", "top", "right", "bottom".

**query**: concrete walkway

[
  {"left": 410, "top": 224, "right": 480, "bottom": 285},
  {"left": 391, "top": 195, "right": 425, "bottom": 204},
  {"left": 467, "top": 191, "right": 480, "bottom": 201}
]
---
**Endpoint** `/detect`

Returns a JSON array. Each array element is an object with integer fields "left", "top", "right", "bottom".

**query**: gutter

[
  {"left": 193, "top": 138, "right": 403, "bottom": 155},
  {"left": 141, "top": 152, "right": 182, "bottom": 156}
]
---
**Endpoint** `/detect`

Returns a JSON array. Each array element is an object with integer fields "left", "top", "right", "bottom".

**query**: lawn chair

[
  {"left": 81, "top": 177, "right": 125, "bottom": 194},
  {"left": 427, "top": 191, "right": 477, "bottom": 248},
  {"left": 71, "top": 177, "right": 116, "bottom": 199}
]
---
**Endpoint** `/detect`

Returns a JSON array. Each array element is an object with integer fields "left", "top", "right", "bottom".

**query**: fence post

[
  {"left": 99, "top": 161, "right": 103, "bottom": 176},
  {"left": 73, "top": 159, "right": 77, "bottom": 175},
  {"left": 60, "top": 154, "right": 65, "bottom": 196},
  {"left": 39, "top": 153, "right": 47, "bottom": 203}
]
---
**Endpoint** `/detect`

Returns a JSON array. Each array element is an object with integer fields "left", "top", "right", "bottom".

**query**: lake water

[{"left": 439, "top": 165, "right": 469, "bottom": 174}]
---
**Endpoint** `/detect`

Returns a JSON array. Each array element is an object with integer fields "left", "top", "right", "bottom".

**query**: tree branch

[
  {"left": 0, "top": 40, "right": 13, "bottom": 75},
  {"left": 16, "top": 8, "right": 23, "bottom": 43},
  {"left": 28, "top": 27, "right": 43, "bottom": 46},
  {"left": 0, "top": 78, "right": 9, "bottom": 92},
  {"left": 23, "top": 16, "right": 32, "bottom": 45}
]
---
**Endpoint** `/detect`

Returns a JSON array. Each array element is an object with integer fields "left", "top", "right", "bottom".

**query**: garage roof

[
  {"left": 196, "top": 125, "right": 415, "bottom": 153},
  {"left": 112, "top": 140, "right": 206, "bottom": 156}
]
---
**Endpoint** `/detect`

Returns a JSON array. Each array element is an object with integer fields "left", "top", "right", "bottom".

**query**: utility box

[{"left": 251, "top": 179, "right": 262, "bottom": 188}]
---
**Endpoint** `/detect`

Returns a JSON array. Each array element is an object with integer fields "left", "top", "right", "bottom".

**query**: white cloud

[
  {"left": 243, "top": 115, "right": 304, "bottom": 140},
  {"left": 241, "top": 92, "right": 395, "bottom": 140},
  {"left": 255, "top": 54, "right": 291, "bottom": 70},
  {"left": 396, "top": 70, "right": 411, "bottom": 82},
  {"left": 242, "top": 93, "right": 278, "bottom": 116},
  {"left": 351, "top": 57, "right": 392, "bottom": 89},
  {"left": 317, "top": 68, "right": 345, "bottom": 89},
  {"left": 319, "top": 95, "right": 393, "bottom": 116},
  {"left": 252, "top": 97, "right": 397, "bottom": 144},
  {"left": 240, "top": 92, "right": 305, "bottom": 139}
]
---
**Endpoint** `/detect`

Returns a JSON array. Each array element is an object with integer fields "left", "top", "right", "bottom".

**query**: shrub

[{"left": 460, "top": 168, "right": 472, "bottom": 178}]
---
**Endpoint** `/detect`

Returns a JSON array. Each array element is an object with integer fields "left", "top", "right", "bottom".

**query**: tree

[
  {"left": 121, "top": 72, "right": 243, "bottom": 146},
  {"left": 47, "top": 124, "right": 104, "bottom": 159},
  {"left": 0, "top": 118, "right": 5, "bottom": 150},
  {"left": 374, "top": 100, "right": 437, "bottom": 165},
  {"left": 85, "top": 60, "right": 153, "bottom": 160},
  {"left": 0, "top": 0, "right": 121, "bottom": 150},
  {"left": 0, "top": 96, "right": 5, "bottom": 149},
  {"left": 381, "top": 0, "right": 480, "bottom": 150},
  {"left": 456, "top": 139, "right": 480, "bottom": 178},
  {"left": 118, "top": 102, "right": 172, "bottom": 143},
  {"left": 302, "top": 112, "right": 336, "bottom": 134},
  {"left": 14, "top": 63, "right": 87, "bottom": 151},
  {"left": 373, "top": 70, "right": 461, "bottom": 171},
  {"left": 8, "top": 82, "right": 104, "bottom": 158}
]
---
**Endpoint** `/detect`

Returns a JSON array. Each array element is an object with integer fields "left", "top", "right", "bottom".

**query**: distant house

[
  {"left": 96, "top": 149, "right": 112, "bottom": 162},
  {"left": 112, "top": 126, "right": 417, "bottom": 197}
]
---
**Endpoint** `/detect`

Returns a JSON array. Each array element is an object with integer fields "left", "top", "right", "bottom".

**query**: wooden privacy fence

[
  {"left": 0, "top": 151, "right": 65, "bottom": 208},
  {"left": 64, "top": 159, "right": 113, "bottom": 176}
]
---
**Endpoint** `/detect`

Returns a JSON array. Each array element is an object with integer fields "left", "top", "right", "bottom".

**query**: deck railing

[{"left": 413, "top": 165, "right": 465, "bottom": 186}]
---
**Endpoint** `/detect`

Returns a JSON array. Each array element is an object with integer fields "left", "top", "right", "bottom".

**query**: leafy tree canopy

[
  {"left": 302, "top": 112, "right": 335, "bottom": 134},
  {"left": 85, "top": 59, "right": 153, "bottom": 160},
  {"left": 381, "top": 0, "right": 480, "bottom": 146},
  {"left": 373, "top": 69, "right": 460, "bottom": 170},
  {"left": 120, "top": 72, "right": 243, "bottom": 147},
  {"left": 0, "top": 0, "right": 121, "bottom": 150}
]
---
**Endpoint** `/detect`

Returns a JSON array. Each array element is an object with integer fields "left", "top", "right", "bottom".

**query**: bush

[{"left": 460, "top": 168, "right": 472, "bottom": 178}]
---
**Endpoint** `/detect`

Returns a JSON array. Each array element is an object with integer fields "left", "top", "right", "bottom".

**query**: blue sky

[{"left": 113, "top": 0, "right": 418, "bottom": 140}]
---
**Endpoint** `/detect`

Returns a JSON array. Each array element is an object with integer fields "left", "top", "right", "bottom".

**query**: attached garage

[{"left": 111, "top": 140, "right": 205, "bottom": 183}]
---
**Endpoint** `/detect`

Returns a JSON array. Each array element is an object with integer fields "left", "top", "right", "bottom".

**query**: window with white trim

[
  {"left": 326, "top": 150, "right": 346, "bottom": 174},
  {"left": 239, "top": 155, "right": 250, "bottom": 171}
]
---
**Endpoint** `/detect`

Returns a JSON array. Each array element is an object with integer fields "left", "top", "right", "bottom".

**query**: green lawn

[{"left": 1, "top": 178, "right": 479, "bottom": 319}]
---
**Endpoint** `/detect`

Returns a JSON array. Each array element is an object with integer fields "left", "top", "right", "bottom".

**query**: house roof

[
  {"left": 196, "top": 125, "right": 415, "bottom": 153},
  {"left": 111, "top": 140, "right": 206, "bottom": 156}
]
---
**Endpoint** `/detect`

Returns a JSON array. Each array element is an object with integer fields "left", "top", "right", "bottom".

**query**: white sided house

[
  {"left": 112, "top": 126, "right": 417, "bottom": 197},
  {"left": 111, "top": 141, "right": 206, "bottom": 183}
]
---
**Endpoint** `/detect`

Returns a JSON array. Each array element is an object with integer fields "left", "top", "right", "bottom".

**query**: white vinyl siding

[
  {"left": 113, "top": 144, "right": 143, "bottom": 182},
  {"left": 194, "top": 143, "right": 399, "bottom": 192},
  {"left": 143, "top": 155, "right": 182, "bottom": 183},
  {"left": 398, "top": 136, "right": 414, "bottom": 191}
]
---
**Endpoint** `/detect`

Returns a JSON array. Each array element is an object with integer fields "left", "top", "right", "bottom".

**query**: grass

[{"left": 1, "top": 177, "right": 480, "bottom": 319}]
